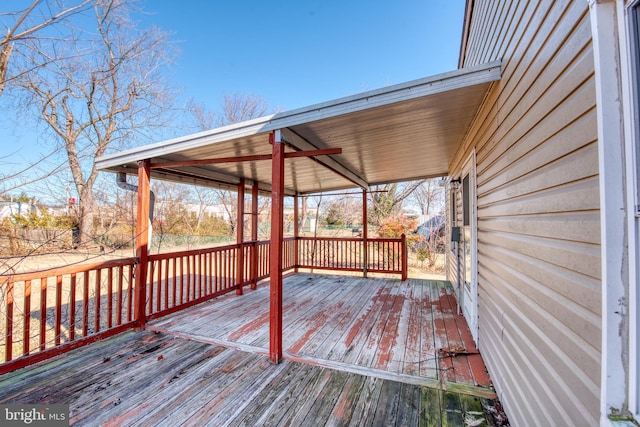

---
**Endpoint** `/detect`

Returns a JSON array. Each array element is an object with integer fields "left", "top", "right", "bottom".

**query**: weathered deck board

[
  {"left": 152, "top": 274, "right": 492, "bottom": 389},
  {"left": 0, "top": 274, "right": 507, "bottom": 426}
]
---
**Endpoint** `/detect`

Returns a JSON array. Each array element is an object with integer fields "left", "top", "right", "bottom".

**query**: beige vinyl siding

[{"left": 452, "top": 1, "right": 600, "bottom": 426}]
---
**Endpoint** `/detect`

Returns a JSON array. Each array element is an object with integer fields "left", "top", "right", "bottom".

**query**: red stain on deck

[
  {"left": 227, "top": 297, "right": 307, "bottom": 341},
  {"left": 344, "top": 286, "right": 387, "bottom": 348},
  {"left": 227, "top": 312, "right": 270, "bottom": 341},
  {"left": 288, "top": 309, "right": 332, "bottom": 353},
  {"left": 431, "top": 290, "right": 492, "bottom": 388},
  {"left": 373, "top": 294, "right": 405, "bottom": 370}
]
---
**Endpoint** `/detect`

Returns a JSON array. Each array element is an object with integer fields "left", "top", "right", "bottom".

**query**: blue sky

[
  {"left": 1, "top": 1, "right": 465, "bottom": 195},
  {"left": 138, "top": 0, "right": 465, "bottom": 111}
]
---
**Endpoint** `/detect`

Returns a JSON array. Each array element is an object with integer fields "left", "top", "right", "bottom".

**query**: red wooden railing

[
  {"left": 1, "top": 258, "right": 137, "bottom": 373},
  {"left": 146, "top": 245, "right": 239, "bottom": 320},
  {"left": 298, "top": 237, "right": 363, "bottom": 271},
  {"left": 0, "top": 235, "right": 405, "bottom": 373},
  {"left": 298, "top": 235, "right": 407, "bottom": 279}
]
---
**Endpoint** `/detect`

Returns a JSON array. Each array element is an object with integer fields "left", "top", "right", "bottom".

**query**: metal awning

[{"left": 96, "top": 60, "right": 501, "bottom": 195}]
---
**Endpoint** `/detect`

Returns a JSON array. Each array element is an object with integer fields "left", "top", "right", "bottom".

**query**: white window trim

[
  {"left": 461, "top": 150, "right": 478, "bottom": 343},
  {"left": 589, "top": 0, "right": 636, "bottom": 424},
  {"left": 621, "top": 0, "right": 640, "bottom": 422}
]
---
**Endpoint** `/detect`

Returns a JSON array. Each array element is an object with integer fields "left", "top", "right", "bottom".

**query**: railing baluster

[
  {"left": 69, "top": 273, "right": 76, "bottom": 340},
  {"left": 116, "top": 266, "right": 123, "bottom": 326},
  {"left": 227, "top": 248, "right": 231, "bottom": 289},
  {"left": 127, "top": 266, "right": 133, "bottom": 323},
  {"left": 172, "top": 257, "right": 177, "bottom": 308},
  {"left": 209, "top": 251, "right": 214, "bottom": 293},
  {"left": 23, "top": 279, "right": 31, "bottom": 356},
  {"left": 174, "top": 257, "right": 184, "bottom": 304},
  {"left": 197, "top": 254, "right": 202, "bottom": 298},
  {"left": 214, "top": 251, "right": 219, "bottom": 293},
  {"left": 156, "top": 259, "right": 162, "bottom": 312},
  {"left": 107, "top": 268, "right": 113, "bottom": 329},
  {"left": 54, "top": 275, "right": 62, "bottom": 345},
  {"left": 5, "top": 281, "right": 13, "bottom": 362},
  {"left": 163, "top": 258, "right": 169, "bottom": 311},
  {"left": 83, "top": 271, "right": 89, "bottom": 337},
  {"left": 148, "top": 260, "right": 155, "bottom": 314},
  {"left": 39, "top": 277, "right": 46, "bottom": 350},
  {"left": 94, "top": 269, "right": 101, "bottom": 333}
]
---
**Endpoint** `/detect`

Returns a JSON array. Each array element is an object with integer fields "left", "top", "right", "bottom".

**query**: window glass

[
  {"left": 450, "top": 188, "right": 457, "bottom": 222},
  {"left": 463, "top": 174, "right": 470, "bottom": 226}
]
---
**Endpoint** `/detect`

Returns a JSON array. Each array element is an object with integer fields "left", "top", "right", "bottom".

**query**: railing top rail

[
  {"left": 0, "top": 257, "right": 138, "bottom": 285},
  {"left": 298, "top": 236, "right": 403, "bottom": 243},
  {"left": 147, "top": 240, "right": 273, "bottom": 261}
]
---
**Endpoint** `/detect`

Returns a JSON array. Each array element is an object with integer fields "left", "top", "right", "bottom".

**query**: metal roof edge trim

[{"left": 96, "top": 60, "right": 501, "bottom": 171}]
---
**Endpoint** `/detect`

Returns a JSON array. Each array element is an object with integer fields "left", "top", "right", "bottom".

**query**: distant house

[
  {"left": 416, "top": 215, "right": 445, "bottom": 241},
  {"left": 0, "top": 201, "right": 41, "bottom": 220}
]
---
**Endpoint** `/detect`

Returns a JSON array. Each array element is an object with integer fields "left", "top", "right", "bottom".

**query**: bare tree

[
  {"left": 412, "top": 178, "right": 445, "bottom": 217},
  {"left": 324, "top": 196, "right": 361, "bottom": 227},
  {"left": 368, "top": 181, "right": 425, "bottom": 225},
  {"left": 0, "top": 0, "right": 92, "bottom": 97},
  {"left": 186, "top": 98, "right": 216, "bottom": 131},
  {"left": 213, "top": 188, "right": 238, "bottom": 235},
  {"left": 11, "top": 0, "right": 176, "bottom": 246},
  {"left": 218, "top": 93, "right": 272, "bottom": 127}
]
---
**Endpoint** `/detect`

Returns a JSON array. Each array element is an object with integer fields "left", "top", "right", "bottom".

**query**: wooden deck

[{"left": 0, "top": 274, "right": 508, "bottom": 426}]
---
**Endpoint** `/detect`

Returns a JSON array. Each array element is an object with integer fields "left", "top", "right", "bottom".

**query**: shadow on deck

[{"left": 0, "top": 274, "right": 509, "bottom": 426}]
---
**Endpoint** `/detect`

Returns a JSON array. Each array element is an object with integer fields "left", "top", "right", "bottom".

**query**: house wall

[{"left": 451, "top": 1, "right": 601, "bottom": 425}]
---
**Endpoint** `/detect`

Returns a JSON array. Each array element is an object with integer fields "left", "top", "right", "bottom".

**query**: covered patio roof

[{"left": 96, "top": 60, "right": 501, "bottom": 195}]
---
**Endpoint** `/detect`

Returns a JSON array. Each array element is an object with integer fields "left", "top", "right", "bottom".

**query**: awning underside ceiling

[{"left": 96, "top": 61, "right": 501, "bottom": 196}]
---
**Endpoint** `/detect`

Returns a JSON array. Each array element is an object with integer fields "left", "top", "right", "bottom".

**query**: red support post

[
  {"left": 251, "top": 182, "right": 259, "bottom": 290},
  {"left": 294, "top": 194, "right": 299, "bottom": 273},
  {"left": 401, "top": 233, "right": 408, "bottom": 281},
  {"left": 236, "top": 178, "right": 245, "bottom": 295},
  {"left": 269, "top": 131, "right": 285, "bottom": 364},
  {"left": 135, "top": 159, "right": 151, "bottom": 329},
  {"left": 362, "top": 189, "right": 368, "bottom": 278}
]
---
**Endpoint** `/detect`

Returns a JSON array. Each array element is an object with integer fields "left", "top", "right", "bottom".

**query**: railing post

[
  {"left": 135, "top": 159, "right": 151, "bottom": 329},
  {"left": 236, "top": 178, "right": 245, "bottom": 295},
  {"left": 362, "top": 189, "right": 368, "bottom": 278},
  {"left": 401, "top": 233, "right": 408, "bottom": 281},
  {"left": 269, "top": 131, "right": 285, "bottom": 364},
  {"left": 294, "top": 194, "right": 299, "bottom": 272},
  {"left": 250, "top": 182, "right": 259, "bottom": 290}
]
